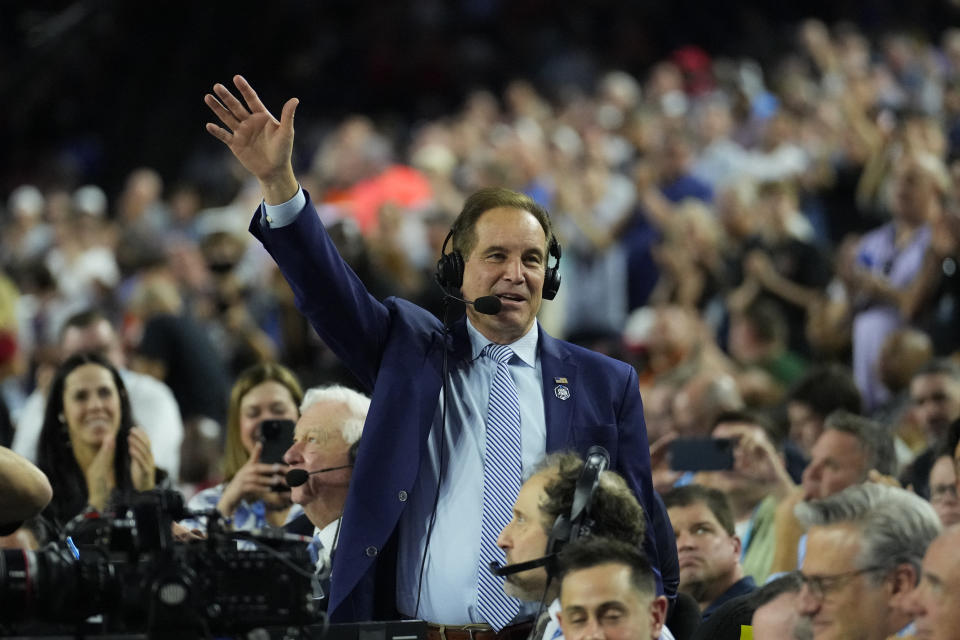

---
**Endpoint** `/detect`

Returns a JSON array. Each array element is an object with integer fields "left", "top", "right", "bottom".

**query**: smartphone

[
  {"left": 668, "top": 437, "right": 736, "bottom": 472},
  {"left": 259, "top": 418, "right": 296, "bottom": 469}
]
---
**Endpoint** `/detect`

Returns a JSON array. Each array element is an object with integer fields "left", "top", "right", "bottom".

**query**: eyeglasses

[
  {"left": 799, "top": 566, "right": 888, "bottom": 600},
  {"left": 930, "top": 483, "right": 959, "bottom": 502}
]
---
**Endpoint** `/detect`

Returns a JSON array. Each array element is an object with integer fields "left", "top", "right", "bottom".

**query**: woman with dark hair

[{"left": 36, "top": 353, "right": 160, "bottom": 532}]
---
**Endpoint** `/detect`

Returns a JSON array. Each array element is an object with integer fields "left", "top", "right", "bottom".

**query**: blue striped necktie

[{"left": 477, "top": 343, "right": 523, "bottom": 630}]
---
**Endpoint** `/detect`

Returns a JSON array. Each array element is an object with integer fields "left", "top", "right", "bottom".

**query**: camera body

[{"left": 1, "top": 489, "right": 319, "bottom": 636}]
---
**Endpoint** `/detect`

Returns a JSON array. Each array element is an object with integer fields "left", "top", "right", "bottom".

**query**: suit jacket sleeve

[
  {"left": 248, "top": 193, "right": 390, "bottom": 390},
  {"left": 615, "top": 366, "right": 679, "bottom": 599}
]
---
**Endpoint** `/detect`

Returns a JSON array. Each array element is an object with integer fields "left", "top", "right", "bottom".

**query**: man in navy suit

[{"left": 204, "top": 75, "right": 677, "bottom": 628}]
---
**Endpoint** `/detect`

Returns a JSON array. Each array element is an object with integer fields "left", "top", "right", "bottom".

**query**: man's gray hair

[
  {"left": 795, "top": 483, "right": 941, "bottom": 580},
  {"left": 823, "top": 410, "right": 898, "bottom": 477},
  {"left": 300, "top": 385, "right": 370, "bottom": 445}
]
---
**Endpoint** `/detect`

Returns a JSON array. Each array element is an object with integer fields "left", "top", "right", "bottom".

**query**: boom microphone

[
  {"left": 441, "top": 292, "right": 502, "bottom": 315},
  {"left": 285, "top": 464, "right": 353, "bottom": 488},
  {"left": 488, "top": 555, "right": 554, "bottom": 577},
  {"left": 487, "top": 446, "right": 611, "bottom": 579}
]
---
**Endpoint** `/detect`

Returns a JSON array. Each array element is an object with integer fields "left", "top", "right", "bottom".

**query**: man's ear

[
  {"left": 731, "top": 534, "right": 742, "bottom": 557},
  {"left": 650, "top": 595, "right": 668, "bottom": 638},
  {"left": 887, "top": 563, "right": 920, "bottom": 604}
]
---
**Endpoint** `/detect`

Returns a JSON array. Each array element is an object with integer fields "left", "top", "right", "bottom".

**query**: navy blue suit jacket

[{"left": 250, "top": 193, "right": 678, "bottom": 621}]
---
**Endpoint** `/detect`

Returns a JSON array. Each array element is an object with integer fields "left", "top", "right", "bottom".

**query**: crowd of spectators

[
  {"left": 2, "top": 13, "right": 960, "bottom": 639},
  {"left": 6, "top": 18, "right": 958, "bottom": 489},
  {"left": 4, "top": 12, "right": 960, "bottom": 497}
]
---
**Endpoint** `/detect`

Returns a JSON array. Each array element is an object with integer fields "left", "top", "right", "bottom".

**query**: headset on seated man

[{"left": 488, "top": 445, "right": 609, "bottom": 578}]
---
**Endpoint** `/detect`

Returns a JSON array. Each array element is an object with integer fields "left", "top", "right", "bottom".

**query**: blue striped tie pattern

[
  {"left": 477, "top": 343, "right": 523, "bottom": 630},
  {"left": 307, "top": 533, "right": 325, "bottom": 575}
]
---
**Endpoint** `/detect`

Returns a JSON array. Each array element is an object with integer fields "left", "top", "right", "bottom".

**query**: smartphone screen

[
  {"left": 668, "top": 437, "right": 736, "bottom": 472},
  {"left": 258, "top": 419, "right": 296, "bottom": 467}
]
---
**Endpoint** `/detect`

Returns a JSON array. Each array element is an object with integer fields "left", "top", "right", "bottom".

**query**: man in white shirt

[
  {"left": 12, "top": 309, "right": 183, "bottom": 482},
  {"left": 282, "top": 385, "right": 369, "bottom": 605}
]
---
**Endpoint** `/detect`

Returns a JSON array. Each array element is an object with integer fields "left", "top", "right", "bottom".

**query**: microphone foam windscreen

[
  {"left": 285, "top": 468, "right": 309, "bottom": 487},
  {"left": 473, "top": 296, "right": 502, "bottom": 315}
]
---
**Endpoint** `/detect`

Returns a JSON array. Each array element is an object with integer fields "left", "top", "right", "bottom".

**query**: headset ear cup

[
  {"left": 435, "top": 254, "right": 450, "bottom": 288},
  {"left": 435, "top": 228, "right": 465, "bottom": 290},
  {"left": 547, "top": 514, "right": 572, "bottom": 557},
  {"left": 542, "top": 239, "right": 562, "bottom": 300},
  {"left": 542, "top": 268, "right": 561, "bottom": 300},
  {"left": 436, "top": 251, "right": 464, "bottom": 289}
]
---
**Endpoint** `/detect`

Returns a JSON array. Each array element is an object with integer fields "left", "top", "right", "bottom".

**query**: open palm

[{"left": 205, "top": 75, "right": 299, "bottom": 195}]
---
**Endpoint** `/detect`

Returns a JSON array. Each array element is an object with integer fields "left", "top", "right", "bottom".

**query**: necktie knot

[{"left": 483, "top": 343, "right": 514, "bottom": 365}]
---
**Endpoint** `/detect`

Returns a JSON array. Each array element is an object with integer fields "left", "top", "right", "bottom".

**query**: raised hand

[
  {"left": 85, "top": 435, "right": 116, "bottom": 512},
  {"left": 128, "top": 426, "right": 157, "bottom": 492},
  {"left": 730, "top": 427, "right": 795, "bottom": 497},
  {"left": 216, "top": 442, "right": 289, "bottom": 520},
  {"left": 204, "top": 75, "right": 299, "bottom": 204}
]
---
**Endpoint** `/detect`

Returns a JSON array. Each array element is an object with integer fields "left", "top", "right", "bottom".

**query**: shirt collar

[
  {"left": 313, "top": 517, "right": 341, "bottom": 551},
  {"left": 466, "top": 319, "right": 539, "bottom": 368}
]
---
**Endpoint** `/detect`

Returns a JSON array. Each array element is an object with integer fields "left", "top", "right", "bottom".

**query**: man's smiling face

[{"left": 460, "top": 206, "right": 546, "bottom": 345}]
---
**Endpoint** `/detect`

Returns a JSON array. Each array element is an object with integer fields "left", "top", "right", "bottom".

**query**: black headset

[
  {"left": 543, "top": 446, "right": 609, "bottom": 562},
  {"left": 435, "top": 227, "right": 563, "bottom": 301},
  {"left": 488, "top": 445, "right": 609, "bottom": 578}
]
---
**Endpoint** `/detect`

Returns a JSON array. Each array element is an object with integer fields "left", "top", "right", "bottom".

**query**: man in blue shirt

[{"left": 203, "top": 75, "right": 676, "bottom": 626}]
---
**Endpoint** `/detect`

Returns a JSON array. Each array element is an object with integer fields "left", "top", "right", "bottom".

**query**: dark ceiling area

[{"left": 1, "top": 0, "right": 954, "bottom": 200}]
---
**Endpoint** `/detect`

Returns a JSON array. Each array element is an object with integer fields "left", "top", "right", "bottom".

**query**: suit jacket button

[
  {"left": 366, "top": 546, "right": 378, "bottom": 557},
  {"left": 398, "top": 490, "right": 408, "bottom": 502}
]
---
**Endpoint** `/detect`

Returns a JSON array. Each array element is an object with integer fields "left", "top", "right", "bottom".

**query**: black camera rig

[{"left": 0, "top": 489, "right": 322, "bottom": 639}]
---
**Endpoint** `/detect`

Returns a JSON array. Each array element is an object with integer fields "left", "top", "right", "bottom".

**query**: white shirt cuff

[{"left": 262, "top": 186, "right": 305, "bottom": 228}]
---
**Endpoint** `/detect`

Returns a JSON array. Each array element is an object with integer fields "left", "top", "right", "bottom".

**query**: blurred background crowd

[{"left": 2, "top": 1, "right": 960, "bottom": 506}]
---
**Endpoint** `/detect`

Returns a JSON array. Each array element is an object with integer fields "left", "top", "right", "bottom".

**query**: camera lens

[{"left": 0, "top": 549, "right": 39, "bottom": 619}]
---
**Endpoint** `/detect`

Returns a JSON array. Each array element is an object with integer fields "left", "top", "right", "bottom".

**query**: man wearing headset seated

[
  {"left": 496, "top": 452, "right": 677, "bottom": 640},
  {"left": 203, "top": 75, "right": 677, "bottom": 630},
  {"left": 282, "top": 386, "right": 369, "bottom": 607}
]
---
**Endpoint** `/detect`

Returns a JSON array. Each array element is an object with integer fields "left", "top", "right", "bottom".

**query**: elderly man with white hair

[{"left": 282, "top": 385, "right": 369, "bottom": 607}]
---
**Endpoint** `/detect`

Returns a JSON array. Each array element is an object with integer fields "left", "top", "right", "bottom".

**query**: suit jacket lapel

[{"left": 539, "top": 328, "right": 578, "bottom": 451}]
